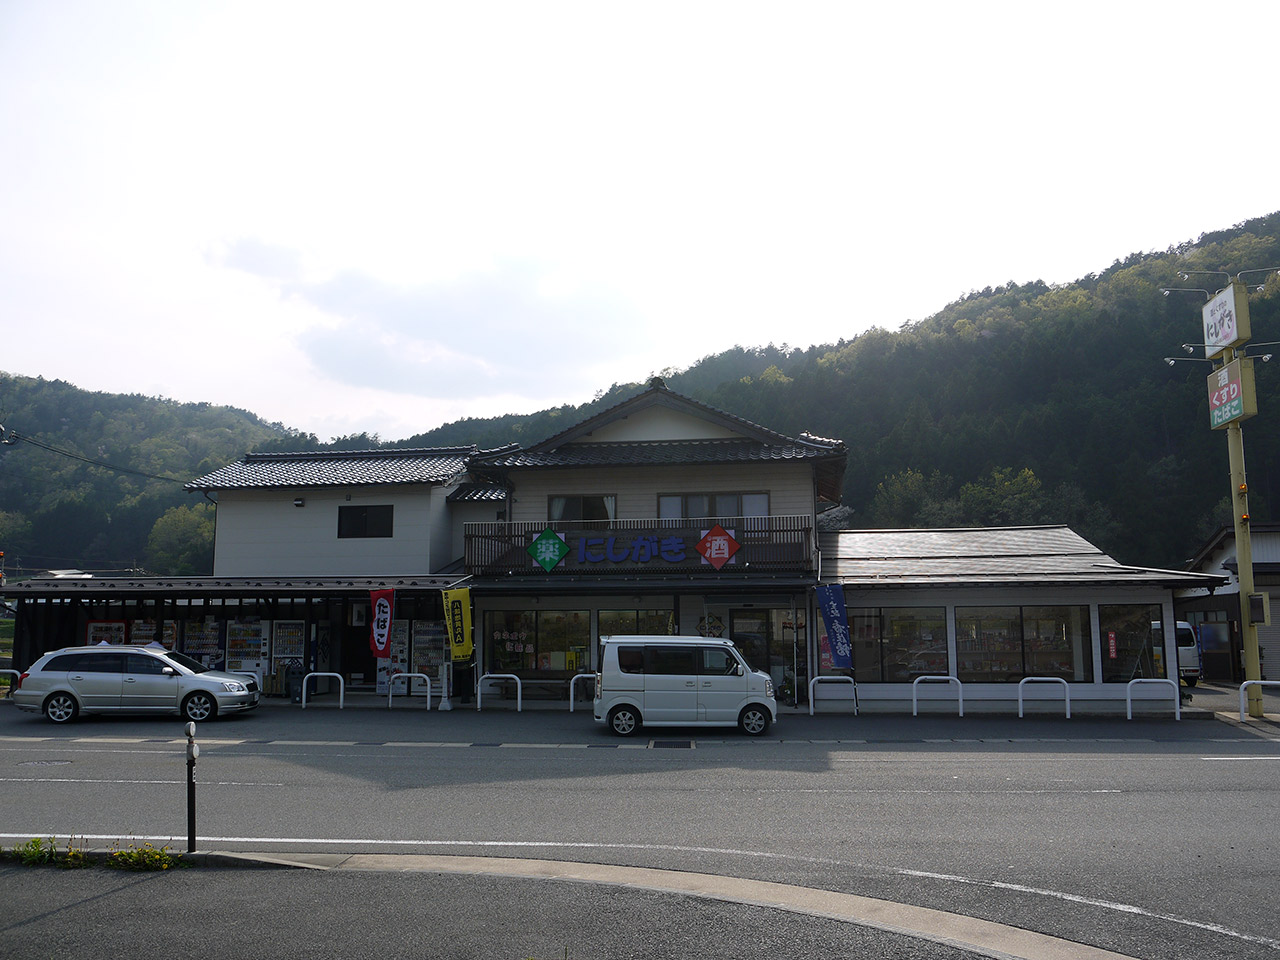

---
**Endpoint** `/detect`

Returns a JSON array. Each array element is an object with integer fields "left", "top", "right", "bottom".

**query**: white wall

[
  {"left": 506, "top": 463, "right": 817, "bottom": 523},
  {"left": 212, "top": 485, "right": 437, "bottom": 577}
]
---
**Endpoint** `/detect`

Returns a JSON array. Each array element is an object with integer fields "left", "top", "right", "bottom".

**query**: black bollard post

[{"left": 185, "top": 721, "right": 199, "bottom": 854}]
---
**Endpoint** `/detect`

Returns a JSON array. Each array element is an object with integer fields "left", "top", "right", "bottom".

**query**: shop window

[
  {"left": 338, "top": 505, "right": 393, "bottom": 538},
  {"left": 484, "top": 609, "right": 591, "bottom": 675},
  {"left": 839, "top": 608, "right": 947, "bottom": 681},
  {"left": 1101, "top": 604, "right": 1164, "bottom": 682},
  {"left": 598, "top": 609, "right": 675, "bottom": 638}
]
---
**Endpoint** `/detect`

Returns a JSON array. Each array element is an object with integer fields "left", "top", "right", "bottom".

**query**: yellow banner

[{"left": 443, "top": 588, "right": 473, "bottom": 661}]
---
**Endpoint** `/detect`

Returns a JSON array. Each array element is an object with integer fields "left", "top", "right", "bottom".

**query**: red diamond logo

[{"left": 696, "top": 525, "right": 739, "bottom": 570}]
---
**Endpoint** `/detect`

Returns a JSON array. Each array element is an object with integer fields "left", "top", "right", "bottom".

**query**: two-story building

[{"left": 7, "top": 378, "right": 1223, "bottom": 714}]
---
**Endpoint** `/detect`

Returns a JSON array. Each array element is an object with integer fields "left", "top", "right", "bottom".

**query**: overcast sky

[{"left": 3, "top": 1, "right": 1278, "bottom": 443}]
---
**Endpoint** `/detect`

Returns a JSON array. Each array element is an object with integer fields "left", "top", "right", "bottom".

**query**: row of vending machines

[{"left": 86, "top": 617, "right": 452, "bottom": 696}]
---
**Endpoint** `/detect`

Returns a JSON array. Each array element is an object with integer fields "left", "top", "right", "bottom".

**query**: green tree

[{"left": 145, "top": 504, "right": 215, "bottom": 575}]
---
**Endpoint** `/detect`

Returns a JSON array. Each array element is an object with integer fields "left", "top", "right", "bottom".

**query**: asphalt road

[{"left": 2, "top": 695, "right": 1279, "bottom": 960}]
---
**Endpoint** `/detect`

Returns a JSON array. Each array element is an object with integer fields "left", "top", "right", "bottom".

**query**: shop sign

[
  {"left": 816, "top": 584, "right": 853, "bottom": 669},
  {"left": 1202, "top": 282, "right": 1250, "bottom": 360},
  {"left": 369, "top": 589, "right": 394, "bottom": 658},
  {"left": 443, "top": 587, "right": 474, "bottom": 661},
  {"left": 528, "top": 528, "right": 570, "bottom": 572},
  {"left": 1207, "top": 357, "right": 1257, "bottom": 429},
  {"left": 696, "top": 525, "right": 740, "bottom": 570}
]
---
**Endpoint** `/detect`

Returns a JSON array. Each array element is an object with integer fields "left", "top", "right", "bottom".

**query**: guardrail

[
  {"left": 477, "top": 673, "right": 522, "bottom": 712},
  {"left": 568, "top": 673, "right": 595, "bottom": 713},
  {"left": 1125, "top": 678, "right": 1179, "bottom": 720},
  {"left": 0, "top": 668, "right": 18, "bottom": 697},
  {"left": 808, "top": 676, "right": 858, "bottom": 716},
  {"left": 912, "top": 676, "right": 963, "bottom": 717},
  {"left": 301, "top": 672, "right": 345, "bottom": 710},
  {"left": 387, "top": 673, "right": 432, "bottom": 709},
  {"left": 1017, "top": 677, "right": 1071, "bottom": 719},
  {"left": 1239, "top": 680, "right": 1280, "bottom": 721}
]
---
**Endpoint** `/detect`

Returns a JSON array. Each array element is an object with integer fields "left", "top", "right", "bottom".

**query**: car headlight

[
  {"left": 765, "top": 678, "right": 774, "bottom": 698},
  {"left": 220, "top": 681, "right": 247, "bottom": 693}
]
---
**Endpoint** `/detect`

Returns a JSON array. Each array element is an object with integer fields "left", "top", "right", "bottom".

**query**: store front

[{"left": 8, "top": 575, "right": 459, "bottom": 699}]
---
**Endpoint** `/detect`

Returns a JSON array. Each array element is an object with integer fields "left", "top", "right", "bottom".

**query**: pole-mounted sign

[
  {"left": 1202, "top": 281, "right": 1251, "bottom": 359},
  {"left": 1207, "top": 357, "right": 1257, "bottom": 429}
]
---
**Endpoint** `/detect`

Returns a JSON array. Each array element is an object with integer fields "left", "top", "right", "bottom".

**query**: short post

[{"left": 185, "top": 721, "right": 199, "bottom": 854}]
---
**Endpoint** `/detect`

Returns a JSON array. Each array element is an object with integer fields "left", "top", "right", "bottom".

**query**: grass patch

[{"left": 3, "top": 836, "right": 184, "bottom": 870}]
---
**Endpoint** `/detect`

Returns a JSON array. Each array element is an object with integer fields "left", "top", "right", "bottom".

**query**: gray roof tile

[{"left": 185, "top": 447, "right": 475, "bottom": 491}]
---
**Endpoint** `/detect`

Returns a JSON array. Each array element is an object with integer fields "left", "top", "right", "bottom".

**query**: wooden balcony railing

[{"left": 464, "top": 516, "right": 814, "bottom": 577}]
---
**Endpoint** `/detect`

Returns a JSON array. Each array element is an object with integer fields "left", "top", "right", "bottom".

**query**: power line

[{"left": 0, "top": 425, "right": 184, "bottom": 484}]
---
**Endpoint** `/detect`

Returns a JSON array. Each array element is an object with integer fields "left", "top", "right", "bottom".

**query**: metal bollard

[{"left": 185, "top": 721, "right": 199, "bottom": 853}]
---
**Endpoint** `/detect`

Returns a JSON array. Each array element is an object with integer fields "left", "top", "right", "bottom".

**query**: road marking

[
  {"left": 0, "top": 832, "right": 1266, "bottom": 951},
  {"left": 1200, "top": 755, "right": 1280, "bottom": 760},
  {"left": 0, "top": 778, "right": 284, "bottom": 786}
]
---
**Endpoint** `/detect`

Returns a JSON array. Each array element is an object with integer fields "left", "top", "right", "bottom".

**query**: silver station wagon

[{"left": 13, "top": 645, "right": 259, "bottom": 723}]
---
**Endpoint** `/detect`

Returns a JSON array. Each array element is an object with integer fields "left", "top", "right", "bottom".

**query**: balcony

[{"left": 464, "top": 516, "right": 815, "bottom": 578}]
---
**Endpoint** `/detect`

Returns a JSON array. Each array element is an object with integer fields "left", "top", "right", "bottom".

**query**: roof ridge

[{"left": 245, "top": 446, "right": 477, "bottom": 462}]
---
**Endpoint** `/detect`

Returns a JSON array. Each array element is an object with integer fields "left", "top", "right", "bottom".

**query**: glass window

[
  {"left": 79, "top": 653, "right": 124, "bottom": 674},
  {"left": 956, "top": 607, "right": 1022, "bottom": 682},
  {"left": 657, "top": 493, "right": 770, "bottom": 519},
  {"left": 741, "top": 493, "right": 769, "bottom": 517},
  {"left": 125, "top": 654, "right": 169, "bottom": 675},
  {"left": 699, "top": 647, "right": 739, "bottom": 676},
  {"left": 1101, "top": 604, "right": 1164, "bottom": 682},
  {"left": 617, "top": 647, "right": 645, "bottom": 673},
  {"left": 549, "top": 496, "right": 615, "bottom": 522},
  {"left": 485, "top": 610, "right": 536, "bottom": 673},
  {"left": 599, "top": 609, "right": 674, "bottom": 638},
  {"left": 338, "top": 505, "right": 393, "bottom": 538},
  {"left": 536, "top": 610, "right": 590, "bottom": 673},
  {"left": 1023, "top": 606, "right": 1093, "bottom": 682},
  {"left": 658, "top": 496, "right": 682, "bottom": 521},
  {"left": 839, "top": 608, "right": 947, "bottom": 682},
  {"left": 646, "top": 646, "right": 697, "bottom": 675}
]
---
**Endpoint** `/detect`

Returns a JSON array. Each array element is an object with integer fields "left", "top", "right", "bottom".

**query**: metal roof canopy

[
  {"left": 819, "top": 526, "right": 1226, "bottom": 591},
  {"left": 6, "top": 574, "right": 467, "bottom": 599}
]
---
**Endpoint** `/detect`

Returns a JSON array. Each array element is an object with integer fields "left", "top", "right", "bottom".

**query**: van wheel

[
  {"left": 608, "top": 705, "right": 640, "bottom": 737},
  {"left": 739, "top": 705, "right": 770, "bottom": 736},
  {"left": 44, "top": 693, "right": 79, "bottom": 724},
  {"left": 1184, "top": 677, "right": 1198, "bottom": 688}
]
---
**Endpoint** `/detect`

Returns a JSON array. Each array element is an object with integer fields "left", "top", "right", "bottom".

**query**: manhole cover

[
  {"left": 18, "top": 760, "right": 71, "bottom": 766},
  {"left": 650, "top": 740, "right": 693, "bottom": 749}
]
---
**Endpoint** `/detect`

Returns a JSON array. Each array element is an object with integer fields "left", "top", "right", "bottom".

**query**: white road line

[
  {"left": 0, "top": 778, "right": 283, "bottom": 786},
  {"left": 0, "top": 833, "right": 1267, "bottom": 949}
]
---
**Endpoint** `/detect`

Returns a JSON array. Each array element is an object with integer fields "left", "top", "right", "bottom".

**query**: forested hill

[
  {"left": 407, "top": 211, "right": 1280, "bottom": 569},
  {"left": 0, "top": 379, "right": 288, "bottom": 577},
  {"left": 2, "top": 212, "right": 1277, "bottom": 576}
]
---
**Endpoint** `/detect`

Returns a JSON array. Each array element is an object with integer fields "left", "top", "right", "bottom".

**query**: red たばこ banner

[{"left": 369, "top": 589, "right": 394, "bottom": 658}]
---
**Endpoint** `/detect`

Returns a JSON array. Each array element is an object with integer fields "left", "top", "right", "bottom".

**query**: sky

[{"left": 3, "top": 1, "right": 1279, "bottom": 443}]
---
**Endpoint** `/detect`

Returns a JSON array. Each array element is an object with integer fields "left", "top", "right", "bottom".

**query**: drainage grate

[
  {"left": 19, "top": 760, "right": 72, "bottom": 766},
  {"left": 650, "top": 739, "right": 694, "bottom": 749}
]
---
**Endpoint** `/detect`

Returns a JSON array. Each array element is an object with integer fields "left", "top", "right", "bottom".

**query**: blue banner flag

[{"left": 816, "top": 584, "right": 853, "bottom": 670}]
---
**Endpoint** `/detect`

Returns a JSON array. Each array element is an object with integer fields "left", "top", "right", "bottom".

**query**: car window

[
  {"left": 699, "top": 647, "right": 739, "bottom": 676},
  {"left": 44, "top": 653, "right": 87, "bottom": 672},
  {"left": 645, "top": 646, "right": 697, "bottom": 675},
  {"left": 76, "top": 653, "right": 124, "bottom": 674},
  {"left": 616, "top": 646, "right": 645, "bottom": 674},
  {"left": 159, "top": 651, "right": 208, "bottom": 673},
  {"left": 125, "top": 654, "right": 169, "bottom": 675}
]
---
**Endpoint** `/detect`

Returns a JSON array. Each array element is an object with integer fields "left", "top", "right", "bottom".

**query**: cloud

[{"left": 218, "top": 246, "right": 641, "bottom": 399}]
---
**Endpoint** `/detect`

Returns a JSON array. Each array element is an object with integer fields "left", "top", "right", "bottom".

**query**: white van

[
  {"left": 1154, "top": 620, "right": 1201, "bottom": 686},
  {"left": 593, "top": 636, "right": 777, "bottom": 737},
  {"left": 1175, "top": 621, "right": 1201, "bottom": 687}
]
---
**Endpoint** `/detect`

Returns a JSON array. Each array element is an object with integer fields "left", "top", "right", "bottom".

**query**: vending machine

[
  {"left": 412, "top": 620, "right": 448, "bottom": 697},
  {"left": 226, "top": 619, "right": 270, "bottom": 687}
]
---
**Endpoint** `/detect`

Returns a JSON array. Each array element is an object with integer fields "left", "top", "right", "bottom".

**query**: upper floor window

[
  {"left": 338, "top": 504, "right": 394, "bottom": 538},
  {"left": 549, "top": 495, "right": 616, "bottom": 522},
  {"left": 658, "top": 493, "right": 769, "bottom": 519}
]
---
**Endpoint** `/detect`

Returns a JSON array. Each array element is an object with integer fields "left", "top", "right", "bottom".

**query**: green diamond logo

[{"left": 527, "top": 527, "right": 570, "bottom": 572}]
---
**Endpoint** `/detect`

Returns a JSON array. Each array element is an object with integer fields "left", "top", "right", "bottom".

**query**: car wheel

[
  {"left": 608, "top": 705, "right": 640, "bottom": 737},
  {"left": 44, "top": 693, "right": 79, "bottom": 724},
  {"left": 738, "top": 704, "right": 770, "bottom": 736},
  {"left": 1184, "top": 677, "right": 1198, "bottom": 688},
  {"left": 182, "top": 692, "right": 218, "bottom": 722}
]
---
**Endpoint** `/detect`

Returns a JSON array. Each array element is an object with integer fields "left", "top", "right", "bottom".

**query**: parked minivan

[
  {"left": 1175, "top": 621, "right": 1201, "bottom": 687},
  {"left": 1152, "top": 620, "right": 1201, "bottom": 686},
  {"left": 593, "top": 636, "right": 777, "bottom": 736}
]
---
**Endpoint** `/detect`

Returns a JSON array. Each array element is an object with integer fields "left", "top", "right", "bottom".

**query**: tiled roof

[
  {"left": 819, "top": 526, "right": 1225, "bottom": 589},
  {"left": 185, "top": 447, "right": 475, "bottom": 491},
  {"left": 474, "top": 438, "right": 843, "bottom": 469},
  {"left": 446, "top": 482, "right": 507, "bottom": 502}
]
